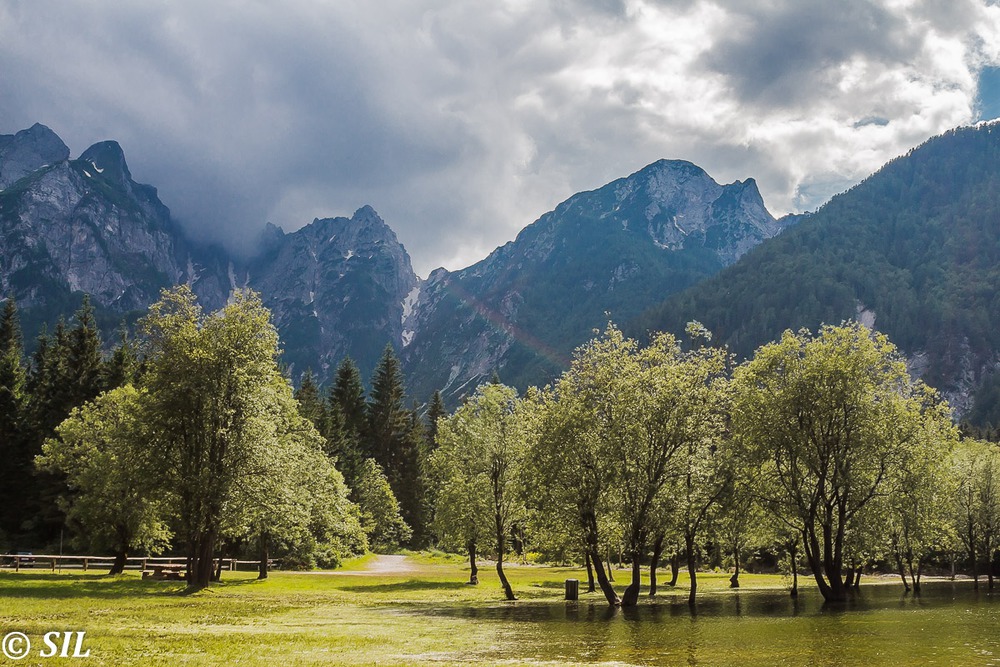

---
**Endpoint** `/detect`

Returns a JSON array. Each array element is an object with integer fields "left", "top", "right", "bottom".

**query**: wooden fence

[{"left": 0, "top": 554, "right": 272, "bottom": 573}]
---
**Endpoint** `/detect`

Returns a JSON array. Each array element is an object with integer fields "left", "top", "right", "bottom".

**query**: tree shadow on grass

[
  {"left": 335, "top": 579, "right": 470, "bottom": 594},
  {"left": 0, "top": 572, "right": 264, "bottom": 600}
]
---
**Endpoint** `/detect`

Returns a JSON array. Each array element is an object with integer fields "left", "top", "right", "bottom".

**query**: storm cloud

[{"left": 2, "top": 0, "right": 999, "bottom": 275}]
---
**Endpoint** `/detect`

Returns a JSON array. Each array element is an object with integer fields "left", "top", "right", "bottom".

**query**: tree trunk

[
  {"left": 495, "top": 512, "right": 515, "bottom": 600},
  {"left": 606, "top": 547, "right": 615, "bottom": 582},
  {"left": 496, "top": 560, "right": 515, "bottom": 600},
  {"left": 258, "top": 533, "right": 269, "bottom": 580},
  {"left": 589, "top": 547, "right": 620, "bottom": 606},
  {"left": 903, "top": 550, "right": 918, "bottom": 593},
  {"left": 649, "top": 534, "right": 664, "bottom": 597},
  {"left": 843, "top": 566, "right": 856, "bottom": 588},
  {"left": 987, "top": 539, "right": 995, "bottom": 591},
  {"left": 788, "top": 539, "right": 799, "bottom": 597},
  {"left": 109, "top": 547, "right": 128, "bottom": 576},
  {"left": 729, "top": 547, "right": 740, "bottom": 588},
  {"left": 821, "top": 517, "right": 848, "bottom": 602},
  {"left": 584, "top": 551, "right": 595, "bottom": 592},
  {"left": 621, "top": 550, "right": 642, "bottom": 607},
  {"left": 852, "top": 566, "right": 862, "bottom": 589},
  {"left": 668, "top": 553, "right": 680, "bottom": 586},
  {"left": 802, "top": 527, "right": 836, "bottom": 601},
  {"left": 213, "top": 553, "right": 224, "bottom": 582},
  {"left": 190, "top": 531, "right": 217, "bottom": 589},
  {"left": 467, "top": 541, "right": 479, "bottom": 585},
  {"left": 686, "top": 531, "right": 698, "bottom": 606},
  {"left": 582, "top": 511, "right": 619, "bottom": 606},
  {"left": 970, "top": 526, "right": 979, "bottom": 591}
]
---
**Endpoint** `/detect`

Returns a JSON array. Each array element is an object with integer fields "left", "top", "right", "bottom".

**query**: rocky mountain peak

[
  {"left": 78, "top": 141, "right": 133, "bottom": 190},
  {"left": 0, "top": 123, "right": 70, "bottom": 190},
  {"left": 247, "top": 205, "right": 418, "bottom": 382},
  {"left": 257, "top": 222, "right": 286, "bottom": 255},
  {"left": 401, "top": 158, "right": 792, "bottom": 405}
]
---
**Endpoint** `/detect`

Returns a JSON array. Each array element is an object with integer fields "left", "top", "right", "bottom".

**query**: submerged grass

[{"left": 1, "top": 559, "right": 998, "bottom": 666}]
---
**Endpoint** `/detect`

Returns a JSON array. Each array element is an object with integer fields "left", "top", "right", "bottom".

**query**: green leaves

[
  {"left": 36, "top": 385, "right": 171, "bottom": 557},
  {"left": 731, "top": 322, "right": 958, "bottom": 599}
]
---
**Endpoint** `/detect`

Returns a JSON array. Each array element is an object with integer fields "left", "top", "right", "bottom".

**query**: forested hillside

[{"left": 635, "top": 123, "right": 1000, "bottom": 422}]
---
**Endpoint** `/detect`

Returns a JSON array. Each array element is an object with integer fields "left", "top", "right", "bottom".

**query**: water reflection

[
  {"left": 421, "top": 581, "right": 989, "bottom": 622},
  {"left": 408, "top": 581, "right": 1000, "bottom": 666}
]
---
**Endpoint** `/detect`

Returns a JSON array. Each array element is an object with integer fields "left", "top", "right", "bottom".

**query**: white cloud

[{"left": 1, "top": 0, "right": 999, "bottom": 274}]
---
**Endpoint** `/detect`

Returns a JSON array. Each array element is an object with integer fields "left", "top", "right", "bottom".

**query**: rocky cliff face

[
  {"left": 248, "top": 205, "right": 419, "bottom": 380},
  {"left": 0, "top": 123, "right": 70, "bottom": 190},
  {"left": 401, "top": 159, "right": 792, "bottom": 403},
  {"left": 0, "top": 125, "right": 229, "bottom": 333},
  {"left": 0, "top": 125, "right": 794, "bottom": 401}
]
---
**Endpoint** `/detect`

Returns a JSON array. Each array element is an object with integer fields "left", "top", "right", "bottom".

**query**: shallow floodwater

[{"left": 412, "top": 581, "right": 1000, "bottom": 666}]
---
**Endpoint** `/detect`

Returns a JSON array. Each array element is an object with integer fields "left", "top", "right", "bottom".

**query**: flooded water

[{"left": 412, "top": 582, "right": 1000, "bottom": 666}]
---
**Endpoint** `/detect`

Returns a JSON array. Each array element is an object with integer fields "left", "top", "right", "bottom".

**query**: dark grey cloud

[
  {"left": 1, "top": 0, "right": 998, "bottom": 274},
  {"left": 703, "top": 0, "right": 914, "bottom": 107}
]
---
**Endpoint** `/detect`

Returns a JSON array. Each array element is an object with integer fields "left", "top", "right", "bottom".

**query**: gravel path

[
  {"left": 364, "top": 555, "right": 417, "bottom": 575},
  {"left": 285, "top": 554, "right": 418, "bottom": 576}
]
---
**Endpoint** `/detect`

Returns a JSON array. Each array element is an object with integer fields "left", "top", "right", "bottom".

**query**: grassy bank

[{"left": 0, "top": 558, "right": 995, "bottom": 666}]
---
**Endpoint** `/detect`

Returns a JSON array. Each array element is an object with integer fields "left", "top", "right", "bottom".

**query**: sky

[{"left": 3, "top": 0, "right": 1000, "bottom": 277}]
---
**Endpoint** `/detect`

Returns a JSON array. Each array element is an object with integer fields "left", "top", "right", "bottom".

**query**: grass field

[{"left": 1, "top": 555, "right": 998, "bottom": 666}]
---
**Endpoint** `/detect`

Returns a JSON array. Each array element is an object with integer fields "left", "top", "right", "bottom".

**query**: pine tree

[
  {"left": 0, "top": 297, "right": 25, "bottom": 438},
  {"left": 66, "top": 296, "right": 103, "bottom": 407},
  {"left": 330, "top": 358, "right": 367, "bottom": 444},
  {"left": 420, "top": 390, "right": 447, "bottom": 546},
  {"left": 328, "top": 358, "right": 367, "bottom": 489},
  {"left": 367, "top": 344, "right": 409, "bottom": 474},
  {"left": 0, "top": 297, "right": 27, "bottom": 541},
  {"left": 367, "top": 344, "right": 425, "bottom": 546},
  {"left": 22, "top": 299, "right": 105, "bottom": 546},
  {"left": 100, "top": 325, "right": 140, "bottom": 391},
  {"left": 425, "top": 390, "right": 446, "bottom": 451},
  {"left": 294, "top": 369, "right": 327, "bottom": 427},
  {"left": 29, "top": 319, "right": 70, "bottom": 436}
]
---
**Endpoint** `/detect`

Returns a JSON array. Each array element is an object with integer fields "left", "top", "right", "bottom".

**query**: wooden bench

[{"left": 142, "top": 564, "right": 187, "bottom": 581}]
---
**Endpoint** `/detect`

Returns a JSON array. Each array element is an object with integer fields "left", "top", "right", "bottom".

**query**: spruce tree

[
  {"left": 367, "top": 344, "right": 409, "bottom": 475},
  {"left": 294, "top": 369, "right": 327, "bottom": 427},
  {"left": 101, "top": 326, "right": 140, "bottom": 391},
  {"left": 328, "top": 358, "right": 367, "bottom": 489},
  {"left": 66, "top": 296, "right": 103, "bottom": 407},
  {"left": 23, "top": 299, "right": 105, "bottom": 546},
  {"left": 425, "top": 390, "right": 446, "bottom": 451},
  {"left": 0, "top": 297, "right": 25, "bottom": 440},
  {"left": 29, "top": 319, "right": 71, "bottom": 436},
  {"left": 420, "top": 390, "right": 447, "bottom": 546},
  {"left": 0, "top": 298, "right": 27, "bottom": 541},
  {"left": 367, "top": 344, "right": 424, "bottom": 546},
  {"left": 330, "top": 358, "right": 367, "bottom": 443}
]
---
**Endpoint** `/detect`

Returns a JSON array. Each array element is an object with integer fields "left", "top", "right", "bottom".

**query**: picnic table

[{"left": 142, "top": 563, "right": 187, "bottom": 581}]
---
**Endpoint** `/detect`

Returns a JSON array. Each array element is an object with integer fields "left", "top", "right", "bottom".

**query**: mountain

[
  {"left": 0, "top": 125, "right": 231, "bottom": 335},
  {"left": 0, "top": 124, "right": 422, "bottom": 385},
  {"left": 634, "top": 123, "right": 1000, "bottom": 422},
  {"left": 247, "top": 206, "right": 418, "bottom": 379},
  {"left": 402, "top": 159, "right": 794, "bottom": 403},
  {"left": 0, "top": 123, "right": 72, "bottom": 191}
]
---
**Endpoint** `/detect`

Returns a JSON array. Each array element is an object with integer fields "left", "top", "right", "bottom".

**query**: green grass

[{"left": 1, "top": 559, "right": 998, "bottom": 666}]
